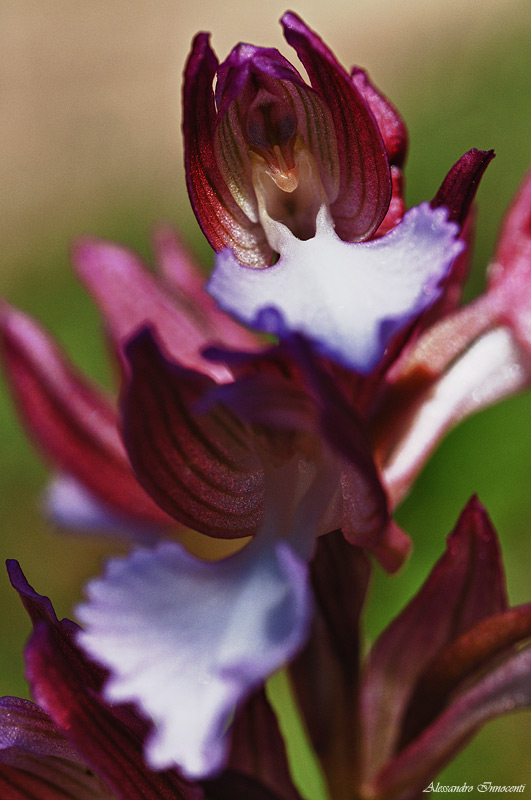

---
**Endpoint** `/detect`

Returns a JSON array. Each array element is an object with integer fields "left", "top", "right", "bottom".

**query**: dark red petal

[
  {"left": 226, "top": 690, "right": 303, "bottom": 800},
  {"left": 7, "top": 560, "right": 105, "bottom": 691},
  {"left": 0, "top": 698, "right": 114, "bottom": 800},
  {"left": 183, "top": 34, "right": 272, "bottom": 267},
  {"left": 26, "top": 623, "right": 203, "bottom": 800},
  {"left": 359, "top": 497, "right": 507, "bottom": 779},
  {"left": 350, "top": 68, "right": 408, "bottom": 168},
  {"left": 7, "top": 560, "right": 60, "bottom": 628},
  {"left": 0, "top": 306, "right": 171, "bottom": 528},
  {"left": 411, "top": 602, "right": 531, "bottom": 715},
  {"left": 73, "top": 237, "right": 245, "bottom": 384},
  {"left": 431, "top": 148, "right": 495, "bottom": 226},
  {"left": 371, "top": 645, "right": 531, "bottom": 800},
  {"left": 0, "top": 758, "right": 113, "bottom": 800},
  {"left": 203, "top": 771, "right": 284, "bottom": 800},
  {"left": 290, "top": 533, "right": 370, "bottom": 796},
  {"left": 489, "top": 168, "right": 531, "bottom": 356},
  {"left": 281, "top": 12, "right": 391, "bottom": 241},
  {"left": 121, "top": 329, "right": 263, "bottom": 538}
]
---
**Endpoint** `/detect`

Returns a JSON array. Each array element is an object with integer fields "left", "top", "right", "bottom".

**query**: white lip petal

[
  {"left": 76, "top": 535, "right": 311, "bottom": 780},
  {"left": 208, "top": 203, "right": 463, "bottom": 373}
]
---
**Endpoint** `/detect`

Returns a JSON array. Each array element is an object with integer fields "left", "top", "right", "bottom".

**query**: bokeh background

[{"left": 1, "top": 0, "right": 530, "bottom": 795}]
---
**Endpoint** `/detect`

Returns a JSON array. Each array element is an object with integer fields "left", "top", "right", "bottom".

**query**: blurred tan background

[{"left": 1, "top": 0, "right": 530, "bottom": 795}]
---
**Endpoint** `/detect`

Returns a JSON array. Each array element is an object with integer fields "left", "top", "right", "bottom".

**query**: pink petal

[
  {"left": 151, "top": 225, "right": 260, "bottom": 354},
  {"left": 0, "top": 306, "right": 171, "bottom": 528},
  {"left": 73, "top": 237, "right": 240, "bottom": 384},
  {"left": 489, "top": 167, "right": 531, "bottom": 356},
  {"left": 380, "top": 326, "right": 531, "bottom": 506}
]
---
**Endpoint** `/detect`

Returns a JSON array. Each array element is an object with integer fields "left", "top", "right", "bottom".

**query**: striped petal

[
  {"left": 281, "top": 12, "right": 391, "bottom": 241},
  {"left": 183, "top": 34, "right": 271, "bottom": 268},
  {"left": 120, "top": 329, "right": 263, "bottom": 538}
]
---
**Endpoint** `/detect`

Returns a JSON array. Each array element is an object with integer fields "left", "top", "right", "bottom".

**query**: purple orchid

[
  {"left": 1, "top": 8, "right": 531, "bottom": 790},
  {"left": 184, "top": 11, "right": 492, "bottom": 372},
  {"left": 1, "top": 560, "right": 303, "bottom": 800}
]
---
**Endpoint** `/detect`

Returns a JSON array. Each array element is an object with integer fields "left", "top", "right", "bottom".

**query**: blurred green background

[{"left": 1, "top": 0, "right": 530, "bottom": 796}]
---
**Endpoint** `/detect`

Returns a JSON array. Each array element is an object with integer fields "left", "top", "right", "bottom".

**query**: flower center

[
  {"left": 214, "top": 74, "right": 339, "bottom": 258},
  {"left": 249, "top": 136, "right": 328, "bottom": 243}
]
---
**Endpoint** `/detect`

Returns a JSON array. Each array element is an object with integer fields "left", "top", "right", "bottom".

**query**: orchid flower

[
  {"left": 1, "top": 9, "right": 531, "bottom": 791},
  {"left": 1, "top": 560, "right": 302, "bottom": 800},
  {"left": 184, "top": 11, "right": 492, "bottom": 371}
]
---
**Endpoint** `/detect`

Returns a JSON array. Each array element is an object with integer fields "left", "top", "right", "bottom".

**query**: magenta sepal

[
  {"left": 489, "top": 167, "right": 531, "bottom": 356},
  {"left": 0, "top": 304, "right": 172, "bottom": 531},
  {"left": 350, "top": 68, "right": 408, "bottom": 169},
  {"left": 73, "top": 233, "right": 259, "bottom": 385}
]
